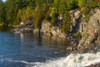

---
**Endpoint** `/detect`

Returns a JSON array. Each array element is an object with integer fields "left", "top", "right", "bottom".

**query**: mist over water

[{"left": 0, "top": 32, "right": 69, "bottom": 67}]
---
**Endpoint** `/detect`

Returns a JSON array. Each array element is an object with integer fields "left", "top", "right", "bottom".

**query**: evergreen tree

[
  {"left": 5, "top": 0, "right": 16, "bottom": 25},
  {"left": 58, "top": 0, "right": 67, "bottom": 13},
  {"left": 67, "top": 0, "right": 78, "bottom": 10},
  {"left": 51, "top": 9, "right": 58, "bottom": 26},
  {"left": 78, "top": 0, "right": 86, "bottom": 8},
  {"left": 62, "top": 11, "right": 71, "bottom": 33},
  {"left": 0, "top": 0, "right": 5, "bottom": 23}
]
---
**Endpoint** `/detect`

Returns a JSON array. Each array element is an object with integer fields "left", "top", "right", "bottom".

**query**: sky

[{"left": 2, "top": 0, "right": 6, "bottom": 2}]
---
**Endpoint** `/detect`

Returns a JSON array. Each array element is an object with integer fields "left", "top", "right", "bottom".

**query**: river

[{"left": 0, "top": 32, "right": 69, "bottom": 67}]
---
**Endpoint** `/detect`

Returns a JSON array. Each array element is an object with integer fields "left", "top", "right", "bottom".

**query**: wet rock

[{"left": 33, "top": 29, "right": 40, "bottom": 34}]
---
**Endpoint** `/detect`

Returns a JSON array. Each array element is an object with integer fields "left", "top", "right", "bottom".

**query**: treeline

[{"left": 0, "top": 0, "right": 100, "bottom": 32}]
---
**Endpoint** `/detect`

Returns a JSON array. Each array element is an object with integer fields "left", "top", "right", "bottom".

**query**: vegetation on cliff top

[{"left": 0, "top": 0, "right": 100, "bottom": 32}]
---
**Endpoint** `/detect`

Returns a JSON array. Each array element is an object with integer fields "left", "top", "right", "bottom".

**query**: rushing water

[{"left": 0, "top": 32, "right": 69, "bottom": 67}]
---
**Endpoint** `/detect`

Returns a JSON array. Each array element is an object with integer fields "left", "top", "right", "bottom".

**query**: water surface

[{"left": 0, "top": 32, "right": 69, "bottom": 67}]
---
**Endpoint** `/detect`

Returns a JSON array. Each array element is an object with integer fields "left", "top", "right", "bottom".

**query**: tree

[
  {"left": 34, "top": 7, "right": 45, "bottom": 29},
  {"left": 15, "top": 0, "right": 24, "bottom": 9},
  {"left": 51, "top": 9, "right": 58, "bottom": 26},
  {"left": 78, "top": 0, "right": 86, "bottom": 8},
  {"left": 52, "top": 0, "right": 60, "bottom": 10},
  {"left": 0, "top": 0, "right": 5, "bottom": 23},
  {"left": 35, "top": 0, "right": 47, "bottom": 7},
  {"left": 62, "top": 11, "right": 71, "bottom": 33},
  {"left": 5, "top": 0, "right": 16, "bottom": 25},
  {"left": 24, "top": 0, "right": 36, "bottom": 8},
  {"left": 20, "top": 6, "right": 34, "bottom": 21},
  {"left": 58, "top": 0, "right": 67, "bottom": 13},
  {"left": 67, "top": 0, "right": 78, "bottom": 10}
]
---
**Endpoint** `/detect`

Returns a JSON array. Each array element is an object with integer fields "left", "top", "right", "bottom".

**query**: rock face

[
  {"left": 40, "top": 20, "right": 66, "bottom": 38},
  {"left": 96, "top": 35, "right": 100, "bottom": 45},
  {"left": 65, "top": 8, "right": 100, "bottom": 53},
  {"left": 70, "top": 9, "right": 82, "bottom": 33},
  {"left": 77, "top": 8, "right": 100, "bottom": 52}
]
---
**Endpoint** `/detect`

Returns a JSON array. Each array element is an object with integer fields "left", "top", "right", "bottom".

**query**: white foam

[
  {"left": 33, "top": 52, "right": 100, "bottom": 67},
  {"left": 1, "top": 52, "right": 100, "bottom": 67}
]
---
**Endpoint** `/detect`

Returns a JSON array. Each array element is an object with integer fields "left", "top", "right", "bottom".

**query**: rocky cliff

[
  {"left": 40, "top": 20, "right": 66, "bottom": 38},
  {"left": 13, "top": 8, "right": 100, "bottom": 53},
  {"left": 77, "top": 8, "right": 100, "bottom": 53}
]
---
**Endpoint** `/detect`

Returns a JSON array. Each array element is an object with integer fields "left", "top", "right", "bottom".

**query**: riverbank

[
  {"left": 12, "top": 7, "right": 100, "bottom": 54},
  {"left": 0, "top": 23, "right": 18, "bottom": 31}
]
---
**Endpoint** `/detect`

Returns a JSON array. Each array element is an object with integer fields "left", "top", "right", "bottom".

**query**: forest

[{"left": 0, "top": 0, "right": 100, "bottom": 32}]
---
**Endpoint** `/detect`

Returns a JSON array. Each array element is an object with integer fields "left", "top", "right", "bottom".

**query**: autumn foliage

[
  {"left": 98, "top": 0, "right": 100, "bottom": 3},
  {"left": 17, "top": 9, "right": 22, "bottom": 18}
]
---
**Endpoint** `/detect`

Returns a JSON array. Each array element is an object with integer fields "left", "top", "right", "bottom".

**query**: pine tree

[
  {"left": 0, "top": 0, "right": 5, "bottom": 23},
  {"left": 62, "top": 11, "right": 71, "bottom": 33},
  {"left": 58, "top": 0, "right": 67, "bottom": 13},
  {"left": 5, "top": 0, "right": 16, "bottom": 25}
]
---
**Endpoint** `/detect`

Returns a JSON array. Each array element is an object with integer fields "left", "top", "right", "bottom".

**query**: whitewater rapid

[
  {"left": 1, "top": 52, "right": 100, "bottom": 67},
  {"left": 33, "top": 52, "right": 100, "bottom": 67}
]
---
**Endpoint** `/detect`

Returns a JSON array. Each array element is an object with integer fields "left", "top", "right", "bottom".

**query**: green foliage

[
  {"left": 67, "top": 0, "right": 78, "bottom": 10},
  {"left": 62, "top": 11, "right": 71, "bottom": 33},
  {"left": 20, "top": 6, "right": 34, "bottom": 21},
  {"left": 82, "top": 34, "right": 89, "bottom": 39},
  {"left": 25, "top": 0, "right": 35, "bottom": 7},
  {"left": 78, "top": 0, "right": 97, "bottom": 8},
  {"left": 5, "top": 0, "right": 16, "bottom": 25},
  {"left": 35, "top": 0, "right": 49, "bottom": 7},
  {"left": 34, "top": 4, "right": 50, "bottom": 28},
  {"left": 98, "top": 3, "right": 100, "bottom": 7},
  {"left": 73, "top": 32, "right": 81, "bottom": 37},
  {"left": 83, "top": 5, "right": 90, "bottom": 16},
  {"left": 53, "top": 0, "right": 60, "bottom": 9},
  {"left": 58, "top": 0, "right": 67, "bottom": 13},
  {"left": 98, "top": 0, "right": 100, "bottom": 7},
  {"left": 89, "top": 0, "right": 97, "bottom": 8},
  {"left": 78, "top": 0, "right": 86, "bottom": 8},
  {"left": 45, "top": 10, "right": 51, "bottom": 20},
  {"left": 51, "top": 9, "right": 58, "bottom": 26},
  {"left": 15, "top": 0, "right": 24, "bottom": 9},
  {"left": 34, "top": 7, "right": 45, "bottom": 29},
  {"left": 0, "top": 0, "right": 5, "bottom": 23}
]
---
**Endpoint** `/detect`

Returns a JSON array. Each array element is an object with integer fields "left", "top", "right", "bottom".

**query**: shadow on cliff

[{"left": 72, "top": 15, "right": 82, "bottom": 33}]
